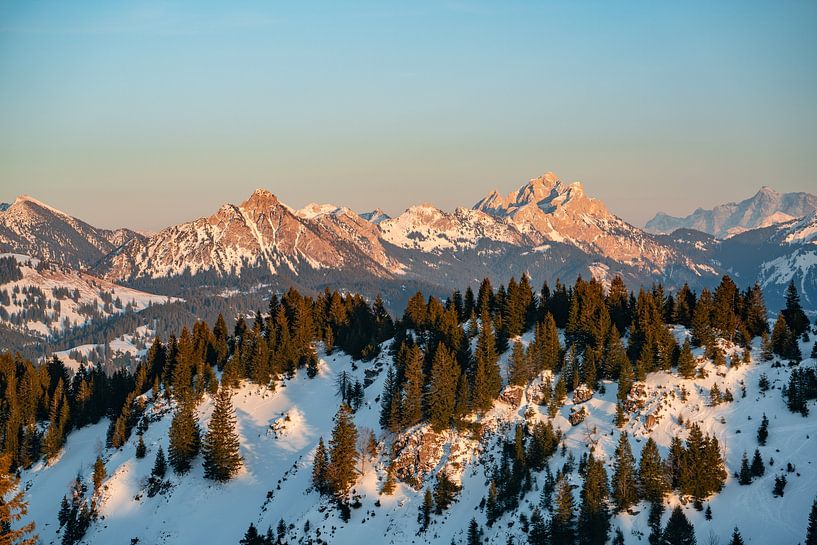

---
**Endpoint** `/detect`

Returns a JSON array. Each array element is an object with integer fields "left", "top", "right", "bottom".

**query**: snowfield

[{"left": 18, "top": 332, "right": 817, "bottom": 545}]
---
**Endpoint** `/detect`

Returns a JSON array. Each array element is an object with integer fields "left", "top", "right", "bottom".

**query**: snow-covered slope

[
  {"left": 19, "top": 327, "right": 817, "bottom": 545},
  {"left": 646, "top": 187, "right": 817, "bottom": 239},
  {"left": 380, "top": 204, "right": 528, "bottom": 252},
  {"left": 474, "top": 173, "right": 685, "bottom": 272},
  {"left": 99, "top": 189, "right": 401, "bottom": 281},
  {"left": 0, "top": 253, "right": 173, "bottom": 337},
  {"left": 0, "top": 195, "right": 144, "bottom": 269}
]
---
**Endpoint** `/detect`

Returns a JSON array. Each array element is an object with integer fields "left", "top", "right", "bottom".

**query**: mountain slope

[
  {"left": 645, "top": 187, "right": 817, "bottom": 238},
  {"left": 474, "top": 172, "right": 683, "bottom": 271},
  {"left": 0, "top": 195, "right": 144, "bottom": 269},
  {"left": 17, "top": 328, "right": 817, "bottom": 545},
  {"left": 99, "top": 189, "right": 401, "bottom": 283},
  {"left": 0, "top": 253, "right": 173, "bottom": 338}
]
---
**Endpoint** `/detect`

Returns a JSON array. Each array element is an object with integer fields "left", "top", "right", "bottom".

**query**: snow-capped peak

[
  {"left": 359, "top": 208, "right": 390, "bottom": 224},
  {"left": 296, "top": 203, "right": 342, "bottom": 219}
]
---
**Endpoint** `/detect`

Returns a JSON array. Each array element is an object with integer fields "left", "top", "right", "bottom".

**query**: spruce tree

[
  {"left": 806, "top": 497, "right": 817, "bottom": 545},
  {"left": 433, "top": 472, "right": 460, "bottom": 513},
  {"left": 471, "top": 310, "right": 502, "bottom": 411},
  {"left": 783, "top": 281, "right": 809, "bottom": 337},
  {"left": 380, "top": 463, "right": 396, "bottom": 495},
  {"left": 426, "top": 345, "right": 458, "bottom": 432},
  {"left": 677, "top": 339, "right": 696, "bottom": 379},
  {"left": 612, "top": 432, "right": 638, "bottom": 512},
  {"left": 467, "top": 518, "right": 482, "bottom": 545},
  {"left": 757, "top": 413, "right": 769, "bottom": 446},
  {"left": 0, "top": 454, "right": 37, "bottom": 545},
  {"left": 152, "top": 447, "right": 166, "bottom": 479},
  {"left": 401, "top": 345, "right": 425, "bottom": 428},
  {"left": 312, "top": 437, "right": 329, "bottom": 495},
  {"left": 328, "top": 405, "right": 358, "bottom": 498},
  {"left": 528, "top": 507, "right": 548, "bottom": 545},
  {"left": 639, "top": 437, "right": 669, "bottom": 504},
  {"left": 577, "top": 456, "right": 610, "bottom": 545},
  {"left": 135, "top": 434, "right": 147, "bottom": 459},
  {"left": 730, "top": 527, "right": 744, "bottom": 545},
  {"left": 508, "top": 341, "right": 529, "bottom": 386},
  {"left": 551, "top": 476, "right": 576, "bottom": 545},
  {"left": 661, "top": 506, "right": 696, "bottom": 545},
  {"left": 202, "top": 385, "right": 243, "bottom": 482},
  {"left": 750, "top": 448, "right": 765, "bottom": 477},
  {"left": 168, "top": 400, "right": 201, "bottom": 474},
  {"left": 419, "top": 488, "right": 433, "bottom": 531},
  {"left": 92, "top": 456, "right": 106, "bottom": 493},
  {"left": 738, "top": 452, "right": 752, "bottom": 485}
]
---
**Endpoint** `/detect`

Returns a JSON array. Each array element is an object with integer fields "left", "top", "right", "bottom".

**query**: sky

[{"left": 1, "top": 1, "right": 816, "bottom": 231}]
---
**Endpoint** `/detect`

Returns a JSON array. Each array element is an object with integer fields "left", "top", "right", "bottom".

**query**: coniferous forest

[{"left": 1, "top": 275, "right": 816, "bottom": 545}]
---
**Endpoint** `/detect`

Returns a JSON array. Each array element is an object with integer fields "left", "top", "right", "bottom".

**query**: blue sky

[{"left": 1, "top": 1, "right": 815, "bottom": 230}]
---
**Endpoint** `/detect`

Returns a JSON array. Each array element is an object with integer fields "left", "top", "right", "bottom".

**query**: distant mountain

[
  {"left": 645, "top": 187, "right": 817, "bottom": 238},
  {"left": 0, "top": 195, "right": 144, "bottom": 269},
  {"left": 5, "top": 174, "right": 816, "bottom": 313},
  {"left": 359, "top": 208, "right": 390, "bottom": 224},
  {"left": 99, "top": 189, "right": 402, "bottom": 284},
  {"left": 474, "top": 172, "right": 681, "bottom": 271}
]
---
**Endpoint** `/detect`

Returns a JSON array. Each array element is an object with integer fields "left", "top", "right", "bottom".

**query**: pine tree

[
  {"left": 750, "top": 448, "right": 765, "bottom": 477},
  {"left": 661, "top": 506, "right": 696, "bottom": 545},
  {"left": 135, "top": 434, "right": 147, "bottom": 459},
  {"left": 467, "top": 518, "right": 482, "bottom": 545},
  {"left": 806, "top": 498, "right": 817, "bottom": 545},
  {"left": 202, "top": 385, "right": 243, "bottom": 482},
  {"left": 152, "top": 447, "right": 167, "bottom": 479},
  {"left": 239, "top": 523, "right": 263, "bottom": 545},
  {"left": 738, "top": 451, "right": 752, "bottom": 485},
  {"left": 327, "top": 405, "right": 358, "bottom": 498},
  {"left": 612, "top": 432, "right": 638, "bottom": 512},
  {"left": 168, "top": 400, "right": 201, "bottom": 474},
  {"left": 380, "top": 463, "right": 396, "bottom": 495},
  {"left": 312, "top": 437, "right": 329, "bottom": 495},
  {"left": 0, "top": 454, "right": 37, "bottom": 545},
  {"left": 639, "top": 437, "right": 669, "bottom": 504},
  {"left": 92, "top": 456, "right": 106, "bottom": 493},
  {"left": 730, "top": 527, "right": 745, "bottom": 545},
  {"left": 612, "top": 528, "right": 625, "bottom": 545},
  {"left": 577, "top": 456, "right": 610, "bottom": 545},
  {"left": 783, "top": 281, "right": 809, "bottom": 337},
  {"left": 528, "top": 507, "right": 548, "bottom": 545},
  {"left": 433, "top": 471, "right": 460, "bottom": 513},
  {"left": 401, "top": 345, "right": 425, "bottom": 428},
  {"left": 426, "top": 345, "right": 458, "bottom": 432},
  {"left": 551, "top": 476, "right": 576, "bottom": 545},
  {"left": 471, "top": 310, "right": 502, "bottom": 411},
  {"left": 486, "top": 481, "right": 499, "bottom": 527},
  {"left": 508, "top": 341, "right": 529, "bottom": 386},
  {"left": 757, "top": 413, "right": 769, "bottom": 445},
  {"left": 677, "top": 339, "right": 696, "bottom": 379},
  {"left": 419, "top": 488, "right": 433, "bottom": 531}
]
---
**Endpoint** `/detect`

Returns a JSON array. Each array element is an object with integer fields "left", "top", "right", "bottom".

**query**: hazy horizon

[
  {"left": 2, "top": 1, "right": 816, "bottom": 231},
  {"left": 2, "top": 174, "right": 813, "bottom": 233}
]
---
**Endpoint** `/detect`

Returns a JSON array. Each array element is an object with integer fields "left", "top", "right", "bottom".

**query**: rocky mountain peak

[{"left": 240, "top": 188, "right": 280, "bottom": 211}]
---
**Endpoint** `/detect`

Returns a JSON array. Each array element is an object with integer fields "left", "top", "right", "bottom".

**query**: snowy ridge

[
  {"left": 379, "top": 205, "right": 528, "bottom": 252},
  {"left": 646, "top": 187, "right": 817, "bottom": 239},
  {"left": 0, "top": 253, "right": 174, "bottom": 337},
  {"left": 18, "top": 328, "right": 817, "bottom": 545}
]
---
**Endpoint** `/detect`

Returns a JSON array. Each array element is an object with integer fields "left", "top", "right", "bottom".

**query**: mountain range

[
  {"left": 645, "top": 186, "right": 817, "bottom": 239},
  {"left": 2, "top": 173, "right": 816, "bottom": 313}
]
